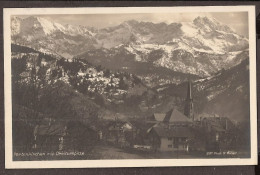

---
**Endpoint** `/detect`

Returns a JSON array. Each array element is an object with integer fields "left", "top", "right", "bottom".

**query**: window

[
  {"left": 168, "top": 137, "right": 172, "bottom": 141},
  {"left": 179, "top": 137, "right": 186, "bottom": 142},
  {"left": 173, "top": 137, "right": 179, "bottom": 148},
  {"left": 216, "top": 133, "right": 219, "bottom": 141},
  {"left": 173, "top": 137, "right": 178, "bottom": 144},
  {"left": 168, "top": 145, "right": 172, "bottom": 148}
]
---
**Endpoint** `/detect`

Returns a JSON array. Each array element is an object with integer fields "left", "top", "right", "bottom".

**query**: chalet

[
  {"left": 148, "top": 126, "right": 193, "bottom": 152},
  {"left": 66, "top": 121, "right": 98, "bottom": 151},
  {"left": 145, "top": 81, "right": 196, "bottom": 152},
  {"left": 106, "top": 120, "right": 136, "bottom": 147},
  {"left": 130, "top": 119, "right": 154, "bottom": 145},
  {"left": 33, "top": 120, "right": 67, "bottom": 151},
  {"left": 108, "top": 120, "right": 134, "bottom": 132},
  {"left": 200, "top": 115, "right": 239, "bottom": 152}
]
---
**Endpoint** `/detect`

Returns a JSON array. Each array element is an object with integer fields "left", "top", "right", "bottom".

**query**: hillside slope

[{"left": 153, "top": 59, "right": 249, "bottom": 121}]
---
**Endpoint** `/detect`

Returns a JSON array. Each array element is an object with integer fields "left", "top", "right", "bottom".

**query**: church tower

[{"left": 184, "top": 81, "right": 194, "bottom": 121}]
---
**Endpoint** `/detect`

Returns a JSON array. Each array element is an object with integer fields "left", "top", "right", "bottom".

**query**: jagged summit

[
  {"left": 12, "top": 16, "right": 94, "bottom": 36},
  {"left": 193, "top": 16, "right": 219, "bottom": 24},
  {"left": 123, "top": 19, "right": 139, "bottom": 25},
  {"left": 11, "top": 15, "right": 249, "bottom": 78},
  {"left": 193, "top": 16, "right": 234, "bottom": 33}
]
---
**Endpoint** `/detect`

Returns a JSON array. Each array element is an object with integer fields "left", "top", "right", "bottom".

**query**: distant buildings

[
  {"left": 33, "top": 118, "right": 67, "bottom": 151},
  {"left": 106, "top": 119, "right": 137, "bottom": 147},
  {"left": 31, "top": 80, "right": 239, "bottom": 155},
  {"left": 198, "top": 114, "right": 239, "bottom": 152},
  {"left": 33, "top": 119, "right": 99, "bottom": 152},
  {"left": 145, "top": 81, "right": 239, "bottom": 153}
]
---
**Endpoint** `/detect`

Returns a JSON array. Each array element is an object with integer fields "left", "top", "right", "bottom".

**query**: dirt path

[{"left": 90, "top": 145, "right": 147, "bottom": 159}]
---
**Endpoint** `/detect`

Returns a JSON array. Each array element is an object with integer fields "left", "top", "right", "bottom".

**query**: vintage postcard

[{"left": 4, "top": 6, "right": 257, "bottom": 168}]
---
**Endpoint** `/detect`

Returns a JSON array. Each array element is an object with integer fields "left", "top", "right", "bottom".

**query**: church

[{"left": 146, "top": 81, "right": 195, "bottom": 152}]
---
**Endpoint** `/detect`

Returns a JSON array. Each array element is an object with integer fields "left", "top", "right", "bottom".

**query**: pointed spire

[
  {"left": 187, "top": 81, "right": 192, "bottom": 100},
  {"left": 184, "top": 81, "right": 194, "bottom": 121}
]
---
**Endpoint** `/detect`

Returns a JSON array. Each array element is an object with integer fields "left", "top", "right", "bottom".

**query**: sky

[{"left": 20, "top": 12, "right": 249, "bottom": 37}]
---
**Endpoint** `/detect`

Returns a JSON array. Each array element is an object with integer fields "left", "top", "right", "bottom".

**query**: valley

[{"left": 10, "top": 15, "right": 251, "bottom": 160}]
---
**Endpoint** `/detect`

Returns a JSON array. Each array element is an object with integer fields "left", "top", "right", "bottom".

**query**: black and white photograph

[{"left": 4, "top": 6, "right": 257, "bottom": 168}]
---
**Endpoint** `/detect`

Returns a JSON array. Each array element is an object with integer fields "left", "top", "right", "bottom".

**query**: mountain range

[
  {"left": 12, "top": 16, "right": 249, "bottom": 81},
  {"left": 10, "top": 15, "right": 250, "bottom": 122}
]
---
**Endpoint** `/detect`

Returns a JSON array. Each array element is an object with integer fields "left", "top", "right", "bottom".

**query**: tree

[
  {"left": 118, "top": 76, "right": 128, "bottom": 90},
  {"left": 12, "top": 57, "right": 27, "bottom": 84},
  {"left": 78, "top": 79, "right": 90, "bottom": 94},
  {"left": 96, "top": 65, "right": 102, "bottom": 72},
  {"left": 69, "top": 75, "right": 80, "bottom": 88},
  {"left": 12, "top": 57, "right": 27, "bottom": 104},
  {"left": 132, "top": 75, "right": 141, "bottom": 85},
  {"left": 94, "top": 94, "right": 105, "bottom": 106},
  {"left": 104, "top": 69, "right": 110, "bottom": 78}
]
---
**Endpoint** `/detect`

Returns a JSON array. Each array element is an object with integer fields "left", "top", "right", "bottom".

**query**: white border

[{"left": 4, "top": 6, "right": 257, "bottom": 169}]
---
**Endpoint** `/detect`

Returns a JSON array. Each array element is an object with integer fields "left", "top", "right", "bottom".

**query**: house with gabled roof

[
  {"left": 199, "top": 115, "right": 239, "bottom": 152},
  {"left": 147, "top": 126, "right": 194, "bottom": 152},
  {"left": 146, "top": 113, "right": 166, "bottom": 124},
  {"left": 33, "top": 120, "right": 67, "bottom": 151},
  {"left": 154, "top": 113, "right": 166, "bottom": 122},
  {"left": 164, "top": 108, "right": 193, "bottom": 126},
  {"left": 147, "top": 107, "right": 192, "bottom": 127},
  {"left": 106, "top": 119, "right": 136, "bottom": 147}
]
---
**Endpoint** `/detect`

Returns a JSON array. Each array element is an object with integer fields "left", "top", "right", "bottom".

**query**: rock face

[
  {"left": 11, "top": 15, "right": 249, "bottom": 82},
  {"left": 11, "top": 14, "right": 251, "bottom": 121},
  {"left": 11, "top": 16, "right": 96, "bottom": 58},
  {"left": 154, "top": 59, "right": 250, "bottom": 122}
]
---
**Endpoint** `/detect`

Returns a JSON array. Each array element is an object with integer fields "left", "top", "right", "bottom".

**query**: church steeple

[
  {"left": 184, "top": 81, "right": 194, "bottom": 121},
  {"left": 187, "top": 81, "right": 192, "bottom": 100}
]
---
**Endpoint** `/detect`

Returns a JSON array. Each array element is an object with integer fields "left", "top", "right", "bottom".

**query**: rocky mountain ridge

[
  {"left": 11, "top": 16, "right": 249, "bottom": 79},
  {"left": 11, "top": 43, "right": 249, "bottom": 121}
]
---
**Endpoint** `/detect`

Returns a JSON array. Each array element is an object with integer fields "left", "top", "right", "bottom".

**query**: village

[{"left": 28, "top": 81, "right": 246, "bottom": 160}]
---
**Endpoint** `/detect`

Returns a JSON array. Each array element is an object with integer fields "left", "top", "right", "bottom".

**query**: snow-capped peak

[
  {"left": 194, "top": 16, "right": 219, "bottom": 24},
  {"left": 11, "top": 16, "right": 22, "bottom": 35},
  {"left": 12, "top": 16, "right": 95, "bottom": 37},
  {"left": 180, "top": 22, "right": 198, "bottom": 37},
  {"left": 36, "top": 17, "right": 63, "bottom": 35},
  {"left": 193, "top": 16, "right": 234, "bottom": 33},
  {"left": 11, "top": 15, "right": 249, "bottom": 78},
  {"left": 14, "top": 16, "right": 61, "bottom": 35}
]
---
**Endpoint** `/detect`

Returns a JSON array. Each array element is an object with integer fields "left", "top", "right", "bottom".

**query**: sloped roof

[
  {"left": 130, "top": 120, "right": 152, "bottom": 131},
  {"left": 154, "top": 113, "right": 166, "bottom": 122},
  {"left": 151, "top": 127, "right": 193, "bottom": 138},
  {"left": 164, "top": 109, "right": 192, "bottom": 123},
  {"left": 147, "top": 122, "right": 166, "bottom": 133}
]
